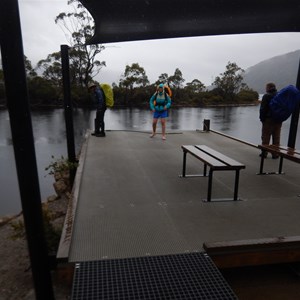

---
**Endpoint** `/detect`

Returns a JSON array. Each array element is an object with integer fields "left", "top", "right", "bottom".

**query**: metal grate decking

[
  {"left": 71, "top": 252, "right": 238, "bottom": 300},
  {"left": 64, "top": 130, "right": 300, "bottom": 298}
]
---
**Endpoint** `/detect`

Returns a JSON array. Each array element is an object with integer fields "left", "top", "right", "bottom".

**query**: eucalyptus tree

[
  {"left": 24, "top": 56, "right": 37, "bottom": 77},
  {"left": 119, "top": 63, "right": 149, "bottom": 89},
  {"left": 155, "top": 73, "right": 169, "bottom": 86},
  {"left": 1, "top": 55, "right": 46, "bottom": 78},
  {"left": 168, "top": 68, "right": 185, "bottom": 89},
  {"left": 37, "top": 52, "right": 62, "bottom": 87},
  {"left": 118, "top": 63, "right": 150, "bottom": 106},
  {"left": 185, "top": 79, "right": 206, "bottom": 93},
  {"left": 54, "top": 0, "right": 106, "bottom": 88},
  {"left": 213, "top": 62, "right": 246, "bottom": 101}
]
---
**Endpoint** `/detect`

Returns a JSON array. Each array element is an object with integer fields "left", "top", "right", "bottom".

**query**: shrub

[
  {"left": 10, "top": 206, "right": 61, "bottom": 254},
  {"left": 236, "top": 89, "right": 259, "bottom": 103},
  {"left": 45, "top": 155, "right": 78, "bottom": 177}
]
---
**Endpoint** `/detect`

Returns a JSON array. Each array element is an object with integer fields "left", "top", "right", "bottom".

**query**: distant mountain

[{"left": 243, "top": 50, "right": 300, "bottom": 94}]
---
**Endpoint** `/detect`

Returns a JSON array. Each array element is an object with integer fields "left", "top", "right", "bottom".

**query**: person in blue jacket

[
  {"left": 88, "top": 82, "right": 107, "bottom": 137},
  {"left": 149, "top": 83, "right": 171, "bottom": 140}
]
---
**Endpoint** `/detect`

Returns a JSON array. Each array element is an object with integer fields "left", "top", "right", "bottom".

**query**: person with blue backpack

[
  {"left": 259, "top": 82, "right": 281, "bottom": 158},
  {"left": 149, "top": 83, "right": 172, "bottom": 140}
]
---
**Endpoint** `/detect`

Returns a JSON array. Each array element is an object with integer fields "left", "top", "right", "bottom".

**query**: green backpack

[{"left": 100, "top": 83, "right": 114, "bottom": 108}]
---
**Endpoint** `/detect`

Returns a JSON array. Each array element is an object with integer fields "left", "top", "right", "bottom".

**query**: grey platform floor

[{"left": 65, "top": 130, "right": 300, "bottom": 263}]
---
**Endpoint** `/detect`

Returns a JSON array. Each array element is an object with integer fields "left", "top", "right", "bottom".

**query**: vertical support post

[
  {"left": 287, "top": 57, "right": 300, "bottom": 148},
  {"left": 0, "top": 1, "right": 54, "bottom": 299},
  {"left": 203, "top": 119, "right": 210, "bottom": 131},
  {"left": 61, "top": 45, "right": 76, "bottom": 186}
]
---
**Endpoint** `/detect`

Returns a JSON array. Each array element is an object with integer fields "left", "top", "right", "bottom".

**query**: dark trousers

[
  {"left": 94, "top": 109, "right": 106, "bottom": 133},
  {"left": 261, "top": 118, "right": 282, "bottom": 146}
]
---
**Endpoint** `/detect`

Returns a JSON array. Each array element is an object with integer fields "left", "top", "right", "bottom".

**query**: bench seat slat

[
  {"left": 182, "top": 145, "right": 226, "bottom": 168},
  {"left": 259, "top": 144, "right": 300, "bottom": 154},
  {"left": 258, "top": 145, "right": 300, "bottom": 163},
  {"left": 196, "top": 145, "right": 245, "bottom": 168},
  {"left": 275, "top": 146, "right": 300, "bottom": 155}
]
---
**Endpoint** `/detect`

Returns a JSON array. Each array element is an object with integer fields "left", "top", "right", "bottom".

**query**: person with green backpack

[{"left": 88, "top": 82, "right": 107, "bottom": 137}]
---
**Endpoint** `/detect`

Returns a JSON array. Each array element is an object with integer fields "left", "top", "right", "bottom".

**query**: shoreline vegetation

[
  {"left": 0, "top": 71, "right": 260, "bottom": 110},
  {"left": 0, "top": 100, "right": 260, "bottom": 111}
]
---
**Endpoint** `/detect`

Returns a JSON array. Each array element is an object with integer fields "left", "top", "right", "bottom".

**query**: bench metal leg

[
  {"left": 278, "top": 156, "right": 284, "bottom": 174},
  {"left": 181, "top": 151, "right": 243, "bottom": 202},
  {"left": 207, "top": 169, "right": 213, "bottom": 202},
  {"left": 182, "top": 151, "right": 187, "bottom": 177},
  {"left": 257, "top": 152, "right": 285, "bottom": 175},
  {"left": 258, "top": 152, "right": 266, "bottom": 174},
  {"left": 233, "top": 170, "right": 240, "bottom": 201},
  {"left": 180, "top": 152, "right": 208, "bottom": 178},
  {"left": 204, "top": 169, "right": 242, "bottom": 202},
  {"left": 204, "top": 163, "right": 207, "bottom": 176}
]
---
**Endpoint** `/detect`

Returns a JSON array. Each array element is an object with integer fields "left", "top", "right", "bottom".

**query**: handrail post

[
  {"left": 0, "top": 0, "right": 54, "bottom": 298},
  {"left": 61, "top": 44, "right": 77, "bottom": 186},
  {"left": 287, "top": 57, "right": 300, "bottom": 148}
]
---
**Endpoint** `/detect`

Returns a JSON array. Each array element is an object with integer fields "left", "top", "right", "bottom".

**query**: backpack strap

[
  {"left": 154, "top": 91, "right": 169, "bottom": 106},
  {"left": 164, "top": 91, "right": 168, "bottom": 105}
]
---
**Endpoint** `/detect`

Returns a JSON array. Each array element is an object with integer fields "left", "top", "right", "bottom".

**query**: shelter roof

[{"left": 80, "top": 0, "right": 300, "bottom": 44}]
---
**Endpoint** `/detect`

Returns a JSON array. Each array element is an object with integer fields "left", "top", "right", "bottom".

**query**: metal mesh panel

[{"left": 72, "top": 252, "right": 237, "bottom": 300}]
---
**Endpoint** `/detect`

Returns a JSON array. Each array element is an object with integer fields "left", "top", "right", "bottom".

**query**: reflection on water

[{"left": 0, "top": 106, "right": 299, "bottom": 215}]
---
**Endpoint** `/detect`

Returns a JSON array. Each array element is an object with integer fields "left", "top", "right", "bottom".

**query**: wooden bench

[
  {"left": 203, "top": 236, "right": 300, "bottom": 268},
  {"left": 258, "top": 145, "right": 300, "bottom": 175},
  {"left": 180, "top": 145, "right": 245, "bottom": 202}
]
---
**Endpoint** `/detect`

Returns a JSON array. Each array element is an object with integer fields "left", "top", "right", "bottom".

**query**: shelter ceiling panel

[{"left": 80, "top": 0, "right": 300, "bottom": 44}]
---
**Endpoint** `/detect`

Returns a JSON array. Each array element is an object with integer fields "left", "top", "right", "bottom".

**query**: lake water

[{"left": 0, "top": 106, "right": 299, "bottom": 216}]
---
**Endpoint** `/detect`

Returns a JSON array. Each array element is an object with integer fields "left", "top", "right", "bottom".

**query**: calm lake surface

[{"left": 0, "top": 106, "right": 299, "bottom": 215}]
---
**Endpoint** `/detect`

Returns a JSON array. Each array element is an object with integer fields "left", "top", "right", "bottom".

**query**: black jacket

[{"left": 259, "top": 89, "right": 277, "bottom": 122}]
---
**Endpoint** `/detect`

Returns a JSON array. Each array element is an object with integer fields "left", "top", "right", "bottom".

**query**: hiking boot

[
  {"left": 96, "top": 132, "right": 106, "bottom": 137},
  {"left": 91, "top": 132, "right": 100, "bottom": 136},
  {"left": 259, "top": 152, "right": 267, "bottom": 158}
]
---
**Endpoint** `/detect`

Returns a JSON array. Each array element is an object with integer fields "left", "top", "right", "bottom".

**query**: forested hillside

[{"left": 243, "top": 50, "right": 300, "bottom": 93}]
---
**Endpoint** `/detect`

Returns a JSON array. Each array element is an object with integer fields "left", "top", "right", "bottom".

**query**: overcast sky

[{"left": 18, "top": 0, "right": 300, "bottom": 87}]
